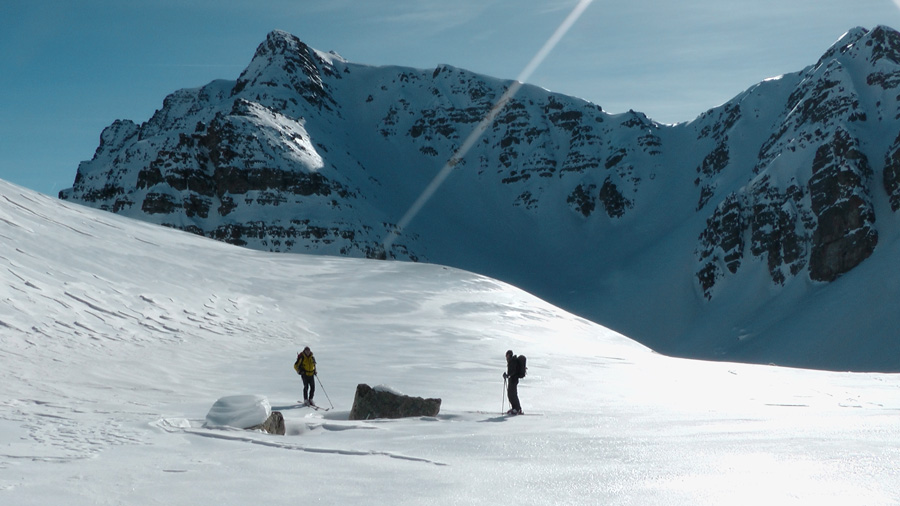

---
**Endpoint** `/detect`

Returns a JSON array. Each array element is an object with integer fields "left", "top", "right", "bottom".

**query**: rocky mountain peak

[
  {"left": 257, "top": 29, "right": 306, "bottom": 56},
  {"left": 813, "top": 25, "right": 900, "bottom": 73},
  {"left": 233, "top": 30, "right": 342, "bottom": 111},
  {"left": 831, "top": 26, "right": 869, "bottom": 50},
  {"left": 864, "top": 25, "right": 900, "bottom": 64},
  {"left": 59, "top": 26, "right": 900, "bottom": 371},
  {"left": 694, "top": 26, "right": 900, "bottom": 299}
]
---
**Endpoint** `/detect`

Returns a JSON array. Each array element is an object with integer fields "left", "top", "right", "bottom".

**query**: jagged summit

[
  {"left": 834, "top": 26, "right": 870, "bottom": 47},
  {"left": 247, "top": 29, "right": 347, "bottom": 64},
  {"left": 813, "top": 25, "right": 900, "bottom": 76},
  {"left": 867, "top": 25, "right": 900, "bottom": 64},
  {"left": 255, "top": 29, "right": 304, "bottom": 55},
  {"left": 60, "top": 26, "right": 900, "bottom": 371},
  {"left": 233, "top": 30, "right": 346, "bottom": 111}
]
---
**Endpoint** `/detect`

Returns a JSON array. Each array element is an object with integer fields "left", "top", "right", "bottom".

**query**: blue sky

[{"left": 3, "top": 0, "right": 900, "bottom": 196}]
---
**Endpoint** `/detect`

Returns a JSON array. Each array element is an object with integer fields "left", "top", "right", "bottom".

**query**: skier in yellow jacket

[{"left": 294, "top": 346, "right": 317, "bottom": 405}]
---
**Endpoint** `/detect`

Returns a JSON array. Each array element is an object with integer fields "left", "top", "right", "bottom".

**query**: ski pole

[
  {"left": 502, "top": 376, "right": 507, "bottom": 414},
  {"left": 316, "top": 374, "right": 334, "bottom": 409}
]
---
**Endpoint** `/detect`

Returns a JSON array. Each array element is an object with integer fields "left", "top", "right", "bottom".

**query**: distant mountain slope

[{"left": 60, "top": 27, "right": 900, "bottom": 371}]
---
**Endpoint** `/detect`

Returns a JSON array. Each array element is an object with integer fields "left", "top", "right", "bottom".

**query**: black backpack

[{"left": 516, "top": 355, "right": 527, "bottom": 378}]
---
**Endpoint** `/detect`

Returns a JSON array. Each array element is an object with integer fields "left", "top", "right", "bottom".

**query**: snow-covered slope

[
  {"left": 4, "top": 179, "right": 900, "bottom": 504},
  {"left": 59, "top": 27, "right": 900, "bottom": 371}
]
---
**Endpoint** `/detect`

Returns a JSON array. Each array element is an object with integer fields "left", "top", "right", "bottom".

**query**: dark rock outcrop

[
  {"left": 883, "top": 131, "right": 900, "bottom": 210},
  {"left": 694, "top": 27, "right": 897, "bottom": 298},
  {"left": 807, "top": 129, "right": 877, "bottom": 281},
  {"left": 348, "top": 384, "right": 441, "bottom": 420},
  {"left": 247, "top": 411, "right": 286, "bottom": 436}
]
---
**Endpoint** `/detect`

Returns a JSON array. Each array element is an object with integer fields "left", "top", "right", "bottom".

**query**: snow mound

[{"left": 204, "top": 395, "right": 271, "bottom": 429}]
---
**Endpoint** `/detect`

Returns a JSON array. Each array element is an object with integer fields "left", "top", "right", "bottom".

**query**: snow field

[{"left": 1, "top": 180, "right": 899, "bottom": 505}]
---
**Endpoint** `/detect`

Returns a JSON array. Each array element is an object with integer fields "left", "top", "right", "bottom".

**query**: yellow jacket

[{"left": 294, "top": 353, "right": 317, "bottom": 376}]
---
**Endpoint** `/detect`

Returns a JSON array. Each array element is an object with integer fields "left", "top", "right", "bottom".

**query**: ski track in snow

[{"left": 178, "top": 425, "right": 449, "bottom": 466}]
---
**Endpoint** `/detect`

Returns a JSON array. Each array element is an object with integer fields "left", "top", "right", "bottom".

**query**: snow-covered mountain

[
  {"left": 4, "top": 179, "right": 900, "bottom": 505},
  {"left": 60, "top": 27, "right": 900, "bottom": 371}
]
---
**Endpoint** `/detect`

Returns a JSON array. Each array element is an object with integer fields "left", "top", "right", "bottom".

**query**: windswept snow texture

[{"left": 2, "top": 179, "right": 899, "bottom": 505}]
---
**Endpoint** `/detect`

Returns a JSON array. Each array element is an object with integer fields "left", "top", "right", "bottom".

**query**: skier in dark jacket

[{"left": 503, "top": 350, "right": 523, "bottom": 415}]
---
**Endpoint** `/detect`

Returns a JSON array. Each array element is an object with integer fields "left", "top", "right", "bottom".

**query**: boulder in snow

[
  {"left": 348, "top": 384, "right": 441, "bottom": 420},
  {"left": 247, "top": 411, "right": 285, "bottom": 436}
]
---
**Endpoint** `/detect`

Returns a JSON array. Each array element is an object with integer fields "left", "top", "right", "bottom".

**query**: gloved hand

[{"left": 502, "top": 372, "right": 508, "bottom": 379}]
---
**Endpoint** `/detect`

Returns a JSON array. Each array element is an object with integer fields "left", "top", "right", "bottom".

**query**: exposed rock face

[
  {"left": 348, "top": 384, "right": 441, "bottom": 420},
  {"left": 807, "top": 129, "right": 877, "bottom": 281},
  {"left": 882, "top": 128, "right": 900, "bottom": 212},
  {"left": 59, "top": 30, "right": 661, "bottom": 262},
  {"left": 693, "top": 26, "right": 897, "bottom": 298},
  {"left": 59, "top": 26, "right": 900, "bottom": 369},
  {"left": 247, "top": 412, "right": 286, "bottom": 436},
  {"left": 61, "top": 32, "right": 405, "bottom": 260}
]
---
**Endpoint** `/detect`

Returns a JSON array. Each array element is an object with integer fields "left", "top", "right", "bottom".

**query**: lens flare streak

[{"left": 382, "top": 0, "right": 595, "bottom": 253}]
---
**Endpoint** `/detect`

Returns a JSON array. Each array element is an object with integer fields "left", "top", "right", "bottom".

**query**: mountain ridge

[{"left": 59, "top": 26, "right": 900, "bottom": 371}]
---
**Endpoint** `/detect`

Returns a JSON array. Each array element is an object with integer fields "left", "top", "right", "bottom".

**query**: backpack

[
  {"left": 293, "top": 354, "right": 302, "bottom": 375},
  {"left": 516, "top": 355, "right": 527, "bottom": 378}
]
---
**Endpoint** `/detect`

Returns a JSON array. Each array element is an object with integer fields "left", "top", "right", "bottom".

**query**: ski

[
  {"left": 464, "top": 410, "right": 541, "bottom": 416},
  {"left": 298, "top": 401, "right": 330, "bottom": 412}
]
